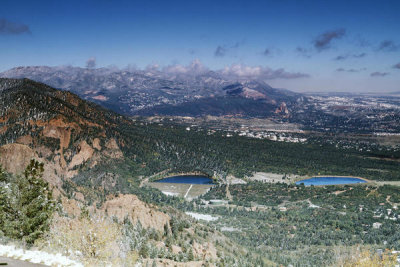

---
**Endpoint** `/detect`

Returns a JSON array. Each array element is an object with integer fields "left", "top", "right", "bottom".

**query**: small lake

[
  {"left": 296, "top": 176, "right": 367, "bottom": 186},
  {"left": 155, "top": 175, "right": 214, "bottom": 184}
]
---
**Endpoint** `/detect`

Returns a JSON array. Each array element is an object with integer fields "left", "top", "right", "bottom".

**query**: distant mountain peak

[{"left": 0, "top": 66, "right": 301, "bottom": 117}]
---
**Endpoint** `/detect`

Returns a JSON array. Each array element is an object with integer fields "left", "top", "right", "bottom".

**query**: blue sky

[{"left": 1, "top": 0, "right": 400, "bottom": 92}]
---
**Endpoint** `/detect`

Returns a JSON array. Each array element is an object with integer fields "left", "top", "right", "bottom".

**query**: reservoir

[
  {"left": 155, "top": 175, "right": 214, "bottom": 184},
  {"left": 296, "top": 176, "right": 367, "bottom": 186}
]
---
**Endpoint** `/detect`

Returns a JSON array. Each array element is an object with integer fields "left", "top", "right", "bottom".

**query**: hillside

[
  {"left": 0, "top": 78, "right": 128, "bottom": 188},
  {"left": 1, "top": 78, "right": 400, "bottom": 266},
  {"left": 1, "top": 78, "right": 400, "bottom": 190},
  {"left": 0, "top": 79, "right": 264, "bottom": 266}
]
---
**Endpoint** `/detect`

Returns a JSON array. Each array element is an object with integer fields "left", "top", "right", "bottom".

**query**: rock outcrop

[
  {"left": 100, "top": 194, "right": 170, "bottom": 232},
  {"left": 0, "top": 143, "right": 35, "bottom": 174}
]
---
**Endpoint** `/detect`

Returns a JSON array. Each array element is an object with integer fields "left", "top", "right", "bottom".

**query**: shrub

[
  {"left": 44, "top": 214, "right": 128, "bottom": 265},
  {"left": 339, "top": 248, "right": 397, "bottom": 267}
]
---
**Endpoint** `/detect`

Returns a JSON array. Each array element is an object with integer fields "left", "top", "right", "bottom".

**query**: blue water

[
  {"left": 296, "top": 177, "right": 367, "bottom": 186},
  {"left": 155, "top": 175, "right": 214, "bottom": 184}
]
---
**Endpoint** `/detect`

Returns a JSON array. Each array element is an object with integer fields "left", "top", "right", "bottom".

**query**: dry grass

[{"left": 37, "top": 214, "right": 139, "bottom": 266}]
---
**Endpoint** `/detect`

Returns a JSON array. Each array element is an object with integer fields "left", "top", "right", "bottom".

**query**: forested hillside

[
  {"left": 1, "top": 78, "right": 399, "bottom": 266},
  {"left": 1, "top": 78, "right": 399, "bottom": 194}
]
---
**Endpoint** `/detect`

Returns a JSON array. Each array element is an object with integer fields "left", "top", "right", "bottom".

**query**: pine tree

[
  {"left": 0, "top": 165, "right": 10, "bottom": 233},
  {"left": 140, "top": 244, "right": 149, "bottom": 258},
  {"left": 188, "top": 247, "right": 194, "bottom": 261},
  {"left": 0, "top": 165, "right": 6, "bottom": 182},
  {"left": 3, "top": 160, "right": 55, "bottom": 244}
]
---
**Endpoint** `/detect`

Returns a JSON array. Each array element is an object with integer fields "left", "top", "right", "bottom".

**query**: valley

[
  {"left": 0, "top": 78, "right": 399, "bottom": 266},
  {"left": 189, "top": 182, "right": 400, "bottom": 266},
  {"left": 2, "top": 1, "right": 400, "bottom": 266}
]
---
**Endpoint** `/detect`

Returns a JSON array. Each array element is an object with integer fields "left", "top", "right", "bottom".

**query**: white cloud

[
  {"left": 162, "top": 59, "right": 208, "bottom": 74},
  {"left": 144, "top": 60, "right": 309, "bottom": 80},
  {"left": 221, "top": 64, "right": 310, "bottom": 80},
  {"left": 85, "top": 57, "right": 96, "bottom": 69}
]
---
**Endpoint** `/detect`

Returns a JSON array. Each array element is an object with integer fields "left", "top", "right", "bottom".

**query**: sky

[{"left": 0, "top": 0, "right": 400, "bottom": 92}]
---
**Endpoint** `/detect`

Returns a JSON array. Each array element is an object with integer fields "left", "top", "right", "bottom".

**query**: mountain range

[
  {"left": 2, "top": 65, "right": 399, "bottom": 135},
  {"left": 0, "top": 66, "right": 300, "bottom": 117}
]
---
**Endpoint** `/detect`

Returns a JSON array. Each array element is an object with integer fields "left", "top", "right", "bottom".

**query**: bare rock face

[
  {"left": 105, "top": 138, "right": 119, "bottom": 150},
  {"left": 0, "top": 143, "right": 35, "bottom": 174},
  {"left": 40, "top": 117, "right": 76, "bottom": 169},
  {"left": 100, "top": 194, "right": 170, "bottom": 232},
  {"left": 0, "top": 143, "right": 65, "bottom": 189},
  {"left": 92, "top": 138, "right": 102, "bottom": 150},
  {"left": 275, "top": 102, "right": 289, "bottom": 115},
  {"left": 42, "top": 124, "right": 72, "bottom": 149},
  {"left": 16, "top": 135, "right": 33, "bottom": 145},
  {"left": 68, "top": 140, "right": 95, "bottom": 169},
  {"left": 104, "top": 138, "right": 123, "bottom": 159},
  {"left": 0, "top": 137, "right": 124, "bottom": 188}
]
